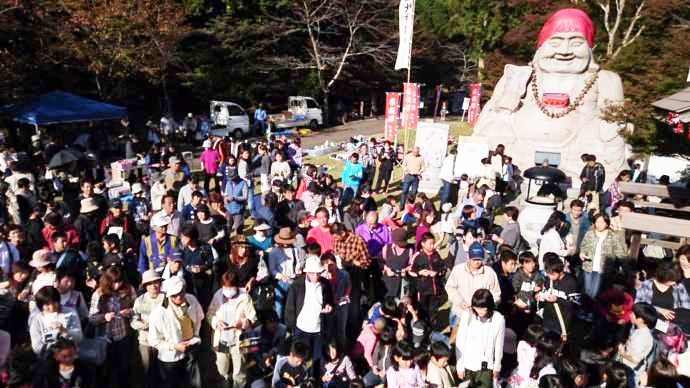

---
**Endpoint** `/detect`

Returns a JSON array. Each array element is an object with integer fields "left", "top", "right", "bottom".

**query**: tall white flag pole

[{"left": 394, "top": 0, "right": 416, "bottom": 155}]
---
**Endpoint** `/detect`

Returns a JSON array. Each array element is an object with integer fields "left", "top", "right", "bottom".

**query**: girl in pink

[
  {"left": 508, "top": 324, "right": 544, "bottom": 387},
  {"left": 199, "top": 140, "right": 220, "bottom": 193},
  {"left": 386, "top": 342, "right": 424, "bottom": 388}
]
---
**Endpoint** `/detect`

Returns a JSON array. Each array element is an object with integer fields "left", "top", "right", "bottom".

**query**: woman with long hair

[
  {"left": 88, "top": 266, "right": 136, "bottom": 386},
  {"left": 579, "top": 213, "right": 626, "bottom": 299},
  {"left": 538, "top": 211, "right": 572, "bottom": 270},
  {"left": 227, "top": 237, "right": 258, "bottom": 292}
]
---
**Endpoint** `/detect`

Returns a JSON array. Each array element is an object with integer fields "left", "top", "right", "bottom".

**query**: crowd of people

[{"left": 0, "top": 119, "right": 687, "bottom": 388}]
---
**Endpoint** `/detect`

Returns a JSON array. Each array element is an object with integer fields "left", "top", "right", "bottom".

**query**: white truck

[
  {"left": 269, "top": 96, "right": 323, "bottom": 130},
  {"left": 209, "top": 100, "right": 251, "bottom": 139}
]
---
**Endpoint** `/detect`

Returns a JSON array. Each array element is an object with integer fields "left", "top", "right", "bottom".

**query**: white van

[
  {"left": 271, "top": 96, "right": 323, "bottom": 130},
  {"left": 209, "top": 100, "right": 251, "bottom": 138}
]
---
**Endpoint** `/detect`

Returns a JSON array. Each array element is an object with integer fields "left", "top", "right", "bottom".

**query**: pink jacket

[
  {"left": 199, "top": 149, "right": 220, "bottom": 175},
  {"left": 354, "top": 323, "right": 378, "bottom": 368}
]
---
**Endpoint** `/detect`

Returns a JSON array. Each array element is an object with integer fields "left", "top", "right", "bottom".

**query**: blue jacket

[
  {"left": 223, "top": 179, "right": 248, "bottom": 215},
  {"left": 341, "top": 160, "right": 363, "bottom": 189}
]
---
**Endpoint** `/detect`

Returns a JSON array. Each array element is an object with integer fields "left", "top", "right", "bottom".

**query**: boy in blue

[
  {"left": 340, "top": 152, "right": 363, "bottom": 206},
  {"left": 182, "top": 191, "right": 204, "bottom": 222}
]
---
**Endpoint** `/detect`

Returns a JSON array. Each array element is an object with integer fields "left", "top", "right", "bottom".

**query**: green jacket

[{"left": 580, "top": 229, "right": 626, "bottom": 273}]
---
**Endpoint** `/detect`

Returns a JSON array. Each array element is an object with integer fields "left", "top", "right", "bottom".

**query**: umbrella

[{"left": 48, "top": 149, "right": 82, "bottom": 169}]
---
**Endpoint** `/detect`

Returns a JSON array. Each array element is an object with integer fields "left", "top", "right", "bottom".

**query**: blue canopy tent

[{"left": 1, "top": 91, "right": 127, "bottom": 126}]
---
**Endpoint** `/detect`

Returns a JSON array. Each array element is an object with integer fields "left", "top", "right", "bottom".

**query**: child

[
  {"left": 508, "top": 324, "right": 544, "bottom": 387},
  {"left": 322, "top": 339, "right": 357, "bottom": 387},
  {"left": 617, "top": 303, "right": 656, "bottom": 381},
  {"left": 458, "top": 174, "right": 470, "bottom": 203},
  {"left": 194, "top": 205, "right": 225, "bottom": 247},
  {"left": 272, "top": 340, "right": 311, "bottom": 388},
  {"left": 181, "top": 191, "right": 204, "bottom": 222},
  {"left": 29, "top": 249, "right": 57, "bottom": 297},
  {"left": 401, "top": 198, "right": 417, "bottom": 226},
  {"left": 35, "top": 337, "right": 92, "bottom": 388},
  {"left": 409, "top": 233, "right": 446, "bottom": 326},
  {"left": 536, "top": 253, "right": 581, "bottom": 339},
  {"left": 386, "top": 341, "right": 424, "bottom": 388},
  {"left": 367, "top": 324, "right": 396, "bottom": 386},
  {"left": 511, "top": 252, "right": 543, "bottom": 315},
  {"left": 55, "top": 268, "right": 88, "bottom": 322},
  {"left": 426, "top": 341, "right": 454, "bottom": 387}
]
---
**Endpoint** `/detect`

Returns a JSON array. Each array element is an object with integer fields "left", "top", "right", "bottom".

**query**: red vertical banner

[
  {"left": 468, "top": 83, "right": 482, "bottom": 126},
  {"left": 402, "top": 82, "right": 420, "bottom": 129},
  {"left": 384, "top": 92, "right": 401, "bottom": 142}
]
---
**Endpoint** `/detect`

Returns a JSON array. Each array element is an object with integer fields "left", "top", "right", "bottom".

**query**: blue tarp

[{"left": 1, "top": 91, "right": 127, "bottom": 125}]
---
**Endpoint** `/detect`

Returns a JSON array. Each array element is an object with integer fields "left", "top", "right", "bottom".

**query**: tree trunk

[
  {"left": 477, "top": 56, "right": 486, "bottom": 82},
  {"left": 161, "top": 76, "right": 173, "bottom": 117},
  {"left": 322, "top": 90, "right": 330, "bottom": 127}
]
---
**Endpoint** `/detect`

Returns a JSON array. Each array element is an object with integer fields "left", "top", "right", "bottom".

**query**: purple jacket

[{"left": 355, "top": 223, "right": 392, "bottom": 258}]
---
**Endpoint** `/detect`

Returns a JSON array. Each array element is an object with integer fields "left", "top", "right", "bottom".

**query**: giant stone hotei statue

[{"left": 473, "top": 8, "right": 628, "bottom": 187}]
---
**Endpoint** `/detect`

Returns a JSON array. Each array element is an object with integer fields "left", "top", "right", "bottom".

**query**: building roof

[{"left": 652, "top": 87, "right": 690, "bottom": 113}]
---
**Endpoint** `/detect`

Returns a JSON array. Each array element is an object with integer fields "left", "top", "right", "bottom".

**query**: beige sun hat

[
  {"left": 30, "top": 249, "right": 54, "bottom": 268},
  {"left": 131, "top": 183, "right": 144, "bottom": 194},
  {"left": 303, "top": 255, "right": 324, "bottom": 273},
  {"left": 141, "top": 269, "right": 162, "bottom": 285},
  {"left": 80, "top": 198, "right": 99, "bottom": 213}
]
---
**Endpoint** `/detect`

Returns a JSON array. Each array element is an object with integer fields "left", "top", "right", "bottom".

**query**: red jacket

[
  {"left": 99, "top": 214, "right": 130, "bottom": 236},
  {"left": 42, "top": 225, "right": 80, "bottom": 251}
]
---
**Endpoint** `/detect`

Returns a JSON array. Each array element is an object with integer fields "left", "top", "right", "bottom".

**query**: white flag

[{"left": 395, "top": 0, "right": 415, "bottom": 70}]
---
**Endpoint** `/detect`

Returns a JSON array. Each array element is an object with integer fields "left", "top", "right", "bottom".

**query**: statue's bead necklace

[{"left": 530, "top": 67, "right": 599, "bottom": 119}]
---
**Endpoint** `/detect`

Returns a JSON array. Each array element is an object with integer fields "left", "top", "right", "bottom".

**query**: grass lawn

[{"left": 304, "top": 120, "right": 473, "bottom": 204}]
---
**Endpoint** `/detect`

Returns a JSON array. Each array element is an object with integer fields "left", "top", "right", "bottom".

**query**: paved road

[{"left": 301, "top": 118, "right": 384, "bottom": 148}]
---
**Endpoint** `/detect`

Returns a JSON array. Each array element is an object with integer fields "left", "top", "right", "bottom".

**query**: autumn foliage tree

[{"left": 50, "top": 0, "right": 189, "bottom": 113}]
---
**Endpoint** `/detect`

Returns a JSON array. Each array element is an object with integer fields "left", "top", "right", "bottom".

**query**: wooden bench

[{"left": 619, "top": 182, "right": 690, "bottom": 259}]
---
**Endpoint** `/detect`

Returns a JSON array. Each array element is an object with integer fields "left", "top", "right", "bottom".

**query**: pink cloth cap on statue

[{"left": 537, "top": 8, "right": 594, "bottom": 48}]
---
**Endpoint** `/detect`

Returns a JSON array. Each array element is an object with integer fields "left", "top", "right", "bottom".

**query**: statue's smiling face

[{"left": 536, "top": 32, "right": 591, "bottom": 74}]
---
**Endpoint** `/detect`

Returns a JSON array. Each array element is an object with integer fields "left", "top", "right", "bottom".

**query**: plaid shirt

[
  {"left": 332, "top": 232, "right": 370, "bottom": 269},
  {"left": 89, "top": 287, "right": 136, "bottom": 341},
  {"left": 635, "top": 280, "right": 690, "bottom": 310}
]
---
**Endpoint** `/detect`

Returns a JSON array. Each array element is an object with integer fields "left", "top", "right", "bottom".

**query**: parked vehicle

[
  {"left": 209, "top": 100, "right": 251, "bottom": 138},
  {"left": 269, "top": 96, "right": 323, "bottom": 130}
]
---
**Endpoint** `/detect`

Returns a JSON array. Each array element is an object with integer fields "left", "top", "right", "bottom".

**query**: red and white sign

[
  {"left": 668, "top": 112, "right": 684, "bottom": 135},
  {"left": 468, "top": 83, "right": 482, "bottom": 125},
  {"left": 401, "top": 82, "right": 420, "bottom": 129},
  {"left": 384, "top": 92, "right": 401, "bottom": 141}
]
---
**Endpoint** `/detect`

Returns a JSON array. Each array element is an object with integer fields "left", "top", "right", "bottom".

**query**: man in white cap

[
  {"left": 161, "top": 156, "right": 185, "bottom": 194},
  {"left": 148, "top": 276, "right": 204, "bottom": 388},
  {"left": 285, "top": 254, "right": 334, "bottom": 378},
  {"left": 138, "top": 213, "right": 178, "bottom": 273}
]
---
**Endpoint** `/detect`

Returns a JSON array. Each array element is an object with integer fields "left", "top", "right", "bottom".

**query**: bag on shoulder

[
  {"left": 251, "top": 282, "right": 275, "bottom": 312},
  {"left": 78, "top": 337, "right": 109, "bottom": 365}
]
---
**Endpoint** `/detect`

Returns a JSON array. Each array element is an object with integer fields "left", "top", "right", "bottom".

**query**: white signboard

[
  {"left": 414, "top": 121, "right": 449, "bottom": 195},
  {"left": 462, "top": 97, "right": 470, "bottom": 111},
  {"left": 647, "top": 155, "right": 690, "bottom": 183},
  {"left": 454, "top": 136, "right": 490, "bottom": 178}
]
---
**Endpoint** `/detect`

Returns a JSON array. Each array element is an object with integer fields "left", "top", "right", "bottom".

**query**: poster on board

[
  {"left": 414, "top": 121, "right": 449, "bottom": 195},
  {"left": 454, "top": 136, "right": 490, "bottom": 179}
]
